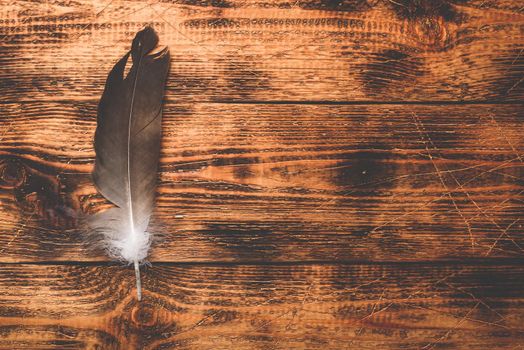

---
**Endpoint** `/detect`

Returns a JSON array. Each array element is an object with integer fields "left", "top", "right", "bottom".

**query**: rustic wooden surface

[
  {"left": 1, "top": 0, "right": 524, "bottom": 349},
  {"left": 1, "top": 263, "right": 524, "bottom": 349}
]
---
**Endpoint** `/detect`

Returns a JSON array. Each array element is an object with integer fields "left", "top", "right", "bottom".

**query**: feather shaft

[
  {"left": 127, "top": 40, "right": 143, "bottom": 300},
  {"left": 134, "top": 260, "right": 142, "bottom": 301}
]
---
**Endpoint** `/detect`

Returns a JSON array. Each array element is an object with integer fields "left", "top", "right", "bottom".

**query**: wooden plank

[
  {"left": 0, "top": 0, "right": 523, "bottom": 102},
  {"left": 0, "top": 263, "right": 523, "bottom": 349},
  {"left": 1, "top": 102, "right": 523, "bottom": 262}
]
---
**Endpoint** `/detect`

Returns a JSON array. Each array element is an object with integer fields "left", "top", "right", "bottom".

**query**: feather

[{"left": 89, "top": 27, "right": 170, "bottom": 301}]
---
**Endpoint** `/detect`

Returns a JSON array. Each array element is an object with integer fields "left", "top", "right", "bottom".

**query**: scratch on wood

[
  {"left": 412, "top": 112, "right": 475, "bottom": 247},
  {"left": 422, "top": 302, "right": 481, "bottom": 350}
]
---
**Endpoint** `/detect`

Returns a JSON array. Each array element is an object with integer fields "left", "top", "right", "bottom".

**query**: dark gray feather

[
  {"left": 93, "top": 26, "right": 169, "bottom": 232},
  {"left": 90, "top": 27, "right": 170, "bottom": 300}
]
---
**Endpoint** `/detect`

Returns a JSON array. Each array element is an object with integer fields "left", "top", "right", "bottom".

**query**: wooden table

[{"left": 1, "top": 0, "right": 523, "bottom": 348}]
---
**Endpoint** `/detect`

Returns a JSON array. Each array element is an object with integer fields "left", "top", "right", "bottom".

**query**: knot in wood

[
  {"left": 131, "top": 303, "right": 157, "bottom": 327},
  {"left": 0, "top": 158, "right": 26, "bottom": 189},
  {"left": 412, "top": 16, "right": 450, "bottom": 50},
  {"left": 129, "top": 300, "right": 179, "bottom": 336}
]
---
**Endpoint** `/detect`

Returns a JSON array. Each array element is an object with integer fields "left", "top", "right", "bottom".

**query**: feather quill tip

[{"left": 134, "top": 260, "right": 142, "bottom": 301}]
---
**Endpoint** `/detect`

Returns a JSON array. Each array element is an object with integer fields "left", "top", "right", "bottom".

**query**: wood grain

[
  {"left": 0, "top": 263, "right": 523, "bottom": 349},
  {"left": 0, "top": 0, "right": 523, "bottom": 103},
  {"left": 1, "top": 0, "right": 523, "bottom": 348},
  {"left": 1, "top": 102, "right": 523, "bottom": 262}
]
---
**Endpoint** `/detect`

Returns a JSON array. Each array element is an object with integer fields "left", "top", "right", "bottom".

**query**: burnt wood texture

[{"left": 0, "top": 0, "right": 523, "bottom": 349}]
